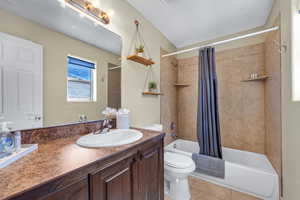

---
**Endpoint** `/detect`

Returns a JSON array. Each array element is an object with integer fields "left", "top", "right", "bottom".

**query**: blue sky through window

[
  {"left": 67, "top": 56, "right": 95, "bottom": 100},
  {"left": 68, "top": 63, "right": 92, "bottom": 81}
]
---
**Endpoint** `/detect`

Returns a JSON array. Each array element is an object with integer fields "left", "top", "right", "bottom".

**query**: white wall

[
  {"left": 97, "top": 0, "right": 176, "bottom": 126},
  {"left": 281, "top": 0, "right": 300, "bottom": 199}
]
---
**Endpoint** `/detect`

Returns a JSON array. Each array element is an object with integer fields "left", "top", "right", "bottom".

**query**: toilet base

[{"left": 165, "top": 178, "right": 191, "bottom": 200}]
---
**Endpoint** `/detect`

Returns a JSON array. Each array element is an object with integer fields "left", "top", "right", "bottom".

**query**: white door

[{"left": 0, "top": 32, "right": 43, "bottom": 130}]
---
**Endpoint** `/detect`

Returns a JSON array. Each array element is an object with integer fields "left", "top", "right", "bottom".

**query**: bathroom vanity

[{"left": 0, "top": 128, "right": 165, "bottom": 200}]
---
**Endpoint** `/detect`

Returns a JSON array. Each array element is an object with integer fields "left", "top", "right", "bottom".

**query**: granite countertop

[{"left": 0, "top": 128, "right": 164, "bottom": 200}]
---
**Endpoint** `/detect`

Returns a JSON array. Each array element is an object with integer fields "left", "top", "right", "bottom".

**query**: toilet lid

[{"left": 164, "top": 152, "right": 194, "bottom": 169}]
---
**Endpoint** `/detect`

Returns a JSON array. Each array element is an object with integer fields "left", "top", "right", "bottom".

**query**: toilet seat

[{"left": 164, "top": 152, "right": 195, "bottom": 171}]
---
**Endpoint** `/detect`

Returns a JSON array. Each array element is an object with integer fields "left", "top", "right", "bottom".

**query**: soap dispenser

[{"left": 0, "top": 122, "right": 15, "bottom": 155}]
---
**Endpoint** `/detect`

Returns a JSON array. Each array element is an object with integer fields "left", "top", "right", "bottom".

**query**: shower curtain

[{"left": 197, "top": 47, "right": 222, "bottom": 159}]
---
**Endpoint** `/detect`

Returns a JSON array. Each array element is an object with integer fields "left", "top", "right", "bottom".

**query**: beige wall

[
  {"left": 160, "top": 49, "right": 178, "bottom": 145},
  {"left": 281, "top": 0, "right": 300, "bottom": 199},
  {"left": 264, "top": 0, "right": 300, "bottom": 199},
  {"left": 0, "top": 9, "right": 120, "bottom": 126},
  {"left": 265, "top": 25, "right": 282, "bottom": 196},
  {"left": 177, "top": 44, "right": 266, "bottom": 154},
  {"left": 265, "top": 0, "right": 300, "bottom": 199},
  {"left": 98, "top": 0, "right": 176, "bottom": 127}
]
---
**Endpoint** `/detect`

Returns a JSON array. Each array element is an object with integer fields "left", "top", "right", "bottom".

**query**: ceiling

[
  {"left": 0, "top": 0, "right": 122, "bottom": 55},
  {"left": 127, "top": 0, "right": 274, "bottom": 48}
]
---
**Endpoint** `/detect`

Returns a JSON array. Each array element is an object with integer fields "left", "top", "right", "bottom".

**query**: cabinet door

[
  {"left": 138, "top": 143, "right": 164, "bottom": 200},
  {"left": 90, "top": 156, "right": 136, "bottom": 200}
]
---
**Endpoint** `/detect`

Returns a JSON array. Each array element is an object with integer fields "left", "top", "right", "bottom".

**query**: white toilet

[{"left": 164, "top": 151, "right": 196, "bottom": 200}]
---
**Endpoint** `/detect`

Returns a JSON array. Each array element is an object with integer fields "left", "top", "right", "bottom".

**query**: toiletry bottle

[
  {"left": 0, "top": 122, "right": 15, "bottom": 155},
  {"left": 14, "top": 131, "right": 21, "bottom": 152}
]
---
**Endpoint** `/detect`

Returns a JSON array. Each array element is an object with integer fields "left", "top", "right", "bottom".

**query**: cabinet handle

[
  {"left": 135, "top": 151, "right": 143, "bottom": 161},
  {"left": 139, "top": 152, "right": 144, "bottom": 160},
  {"left": 133, "top": 154, "right": 138, "bottom": 162}
]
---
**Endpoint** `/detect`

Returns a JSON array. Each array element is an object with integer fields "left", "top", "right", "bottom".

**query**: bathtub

[{"left": 165, "top": 139, "right": 279, "bottom": 200}]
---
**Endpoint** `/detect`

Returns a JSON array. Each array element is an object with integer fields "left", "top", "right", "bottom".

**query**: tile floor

[{"left": 164, "top": 176, "right": 261, "bottom": 200}]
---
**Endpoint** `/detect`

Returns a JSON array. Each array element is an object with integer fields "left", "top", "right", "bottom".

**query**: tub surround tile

[
  {"left": 264, "top": 19, "right": 282, "bottom": 196},
  {"left": 161, "top": 49, "right": 178, "bottom": 145},
  {"left": 163, "top": 28, "right": 281, "bottom": 200},
  {"left": 177, "top": 43, "right": 266, "bottom": 154},
  {"left": 0, "top": 128, "right": 164, "bottom": 199}
]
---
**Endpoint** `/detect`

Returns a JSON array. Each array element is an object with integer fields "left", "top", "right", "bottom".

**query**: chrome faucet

[{"left": 94, "top": 119, "right": 112, "bottom": 135}]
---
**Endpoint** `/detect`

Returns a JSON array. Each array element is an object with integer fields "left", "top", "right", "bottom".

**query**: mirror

[{"left": 0, "top": 0, "right": 122, "bottom": 131}]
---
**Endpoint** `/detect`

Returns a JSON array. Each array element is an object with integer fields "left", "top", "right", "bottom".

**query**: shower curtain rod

[{"left": 162, "top": 26, "right": 279, "bottom": 57}]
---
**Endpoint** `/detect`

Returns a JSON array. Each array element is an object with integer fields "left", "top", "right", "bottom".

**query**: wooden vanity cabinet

[
  {"left": 137, "top": 144, "right": 163, "bottom": 200},
  {"left": 8, "top": 136, "right": 164, "bottom": 200},
  {"left": 90, "top": 142, "right": 164, "bottom": 200}
]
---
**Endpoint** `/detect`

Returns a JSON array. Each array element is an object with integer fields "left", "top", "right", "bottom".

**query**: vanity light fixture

[{"left": 64, "top": 0, "right": 110, "bottom": 25}]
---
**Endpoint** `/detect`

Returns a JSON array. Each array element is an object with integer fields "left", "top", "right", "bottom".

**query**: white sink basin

[{"left": 76, "top": 129, "right": 143, "bottom": 148}]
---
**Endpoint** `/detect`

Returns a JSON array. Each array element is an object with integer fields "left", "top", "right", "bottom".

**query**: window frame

[{"left": 67, "top": 55, "right": 97, "bottom": 102}]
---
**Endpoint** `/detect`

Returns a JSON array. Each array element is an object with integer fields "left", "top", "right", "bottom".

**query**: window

[
  {"left": 292, "top": 4, "right": 300, "bottom": 101},
  {"left": 67, "top": 56, "right": 96, "bottom": 101}
]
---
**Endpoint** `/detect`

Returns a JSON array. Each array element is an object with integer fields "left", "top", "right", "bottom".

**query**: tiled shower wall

[
  {"left": 161, "top": 37, "right": 282, "bottom": 198},
  {"left": 171, "top": 39, "right": 282, "bottom": 196},
  {"left": 265, "top": 26, "right": 282, "bottom": 195},
  {"left": 160, "top": 49, "right": 178, "bottom": 145},
  {"left": 177, "top": 44, "right": 266, "bottom": 154}
]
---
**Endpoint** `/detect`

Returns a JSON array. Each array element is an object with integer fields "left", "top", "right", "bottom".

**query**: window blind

[{"left": 67, "top": 56, "right": 95, "bottom": 69}]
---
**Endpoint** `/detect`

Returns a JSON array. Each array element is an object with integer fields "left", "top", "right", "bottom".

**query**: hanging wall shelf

[
  {"left": 241, "top": 75, "right": 270, "bottom": 82},
  {"left": 127, "top": 55, "right": 154, "bottom": 66},
  {"left": 128, "top": 20, "right": 161, "bottom": 95},
  {"left": 174, "top": 83, "right": 190, "bottom": 87},
  {"left": 127, "top": 20, "right": 155, "bottom": 66}
]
